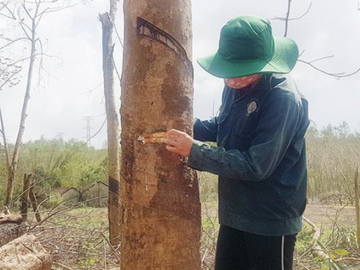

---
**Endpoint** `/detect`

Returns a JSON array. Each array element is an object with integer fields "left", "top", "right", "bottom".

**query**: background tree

[
  {"left": 120, "top": 0, "right": 201, "bottom": 269},
  {"left": 0, "top": 0, "right": 81, "bottom": 207},
  {"left": 277, "top": 0, "right": 360, "bottom": 78},
  {"left": 99, "top": 0, "right": 121, "bottom": 246}
]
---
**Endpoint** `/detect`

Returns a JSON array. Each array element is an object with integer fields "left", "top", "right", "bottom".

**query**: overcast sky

[{"left": 1, "top": 0, "right": 360, "bottom": 148}]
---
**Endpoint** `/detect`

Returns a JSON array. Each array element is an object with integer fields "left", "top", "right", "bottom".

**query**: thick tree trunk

[
  {"left": 121, "top": 0, "right": 201, "bottom": 269},
  {"left": 0, "top": 233, "right": 52, "bottom": 270},
  {"left": 99, "top": 0, "right": 121, "bottom": 247}
]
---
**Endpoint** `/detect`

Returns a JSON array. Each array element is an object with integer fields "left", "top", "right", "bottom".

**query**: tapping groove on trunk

[
  {"left": 120, "top": 0, "right": 201, "bottom": 269},
  {"left": 136, "top": 16, "right": 193, "bottom": 77}
]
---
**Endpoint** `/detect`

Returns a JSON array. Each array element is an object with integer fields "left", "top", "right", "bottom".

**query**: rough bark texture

[
  {"left": 29, "top": 182, "right": 42, "bottom": 223},
  {"left": 99, "top": 0, "right": 121, "bottom": 246},
  {"left": 120, "top": 0, "right": 201, "bottom": 269},
  {"left": 20, "top": 173, "right": 32, "bottom": 220},
  {"left": 0, "top": 233, "right": 52, "bottom": 270},
  {"left": 0, "top": 214, "right": 25, "bottom": 247}
]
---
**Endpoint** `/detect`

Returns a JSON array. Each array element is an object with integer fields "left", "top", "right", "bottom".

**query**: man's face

[{"left": 224, "top": 74, "right": 261, "bottom": 89}]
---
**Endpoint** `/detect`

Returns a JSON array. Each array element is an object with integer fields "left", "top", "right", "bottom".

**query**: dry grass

[
  {"left": 26, "top": 207, "right": 119, "bottom": 270},
  {"left": 21, "top": 198, "right": 360, "bottom": 270}
]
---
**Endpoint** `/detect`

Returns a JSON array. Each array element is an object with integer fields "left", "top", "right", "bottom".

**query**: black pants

[{"left": 215, "top": 225, "right": 297, "bottom": 270}]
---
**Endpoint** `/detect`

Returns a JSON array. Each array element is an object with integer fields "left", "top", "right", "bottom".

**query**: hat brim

[{"left": 196, "top": 37, "right": 299, "bottom": 78}]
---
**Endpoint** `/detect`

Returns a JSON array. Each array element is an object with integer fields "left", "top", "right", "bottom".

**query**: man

[{"left": 164, "top": 15, "right": 309, "bottom": 270}]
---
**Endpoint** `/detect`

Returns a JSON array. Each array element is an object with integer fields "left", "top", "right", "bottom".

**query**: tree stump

[
  {"left": 0, "top": 233, "right": 52, "bottom": 270},
  {"left": 0, "top": 213, "right": 25, "bottom": 247}
]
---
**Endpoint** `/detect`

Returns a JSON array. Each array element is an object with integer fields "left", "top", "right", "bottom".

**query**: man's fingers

[
  {"left": 166, "top": 145, "right": 179, "bottom": 153},
  {"left": 163, "top": 138, "right": 179, "bottom": 146},
  {"left": 167, "top": 129, "right": 183, "bottom": 137}
]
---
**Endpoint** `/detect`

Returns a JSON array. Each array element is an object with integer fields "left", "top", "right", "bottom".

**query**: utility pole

[{"left": 83, "top": 116, "right": 94, "bottom": 146}]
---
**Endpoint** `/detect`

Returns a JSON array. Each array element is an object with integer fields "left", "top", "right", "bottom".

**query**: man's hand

[{"left": 163, "top": 129, "right": 194, "bottom": 157}]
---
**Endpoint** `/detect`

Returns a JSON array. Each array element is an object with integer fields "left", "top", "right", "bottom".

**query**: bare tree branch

[
  {"left": 22, "top": 3, "right": 34, "bottom": 20},
  {"left": 273, "top": 3, "right": 312, "bottom": 22},
  {"left": 307, "top": 55, "right": 335, "bottom": 64},
  {"left": 0, "top": 11, "right": 14, "bottom": 20},
  {"left": 284, "top": 0, "right": 292, "bottom": 37},
  {"left": 298, "top": 59, "right": 360, "bottom": 78},
  {"left": 276, "top": 2, "right": 359, "bottom": 79},
  {"left": 289, "top": 3, "right": 312, "bottom": 21},
  {"left": 0, "top": 37, "right": 29, "bottom": 51},
  {"left": 0, "top": 105, "right": 10, "bottom": 169},
  {"left": 113, "top": 23, "right": 124, "bottom": 48},
  {"left": 35, "top": 1, "right": 79, "bottom": 18},
  {"left": 0, "top": 2, "right": 16, "bottom": 20},
  {"left": 0, "top": 56, "right": 32, "bottom": 78},
  {"left": 0, "top": 68, "right": 21, "bottom": 90},
  {"left": 0, "top": 53, "right": 50, "bottom": 78}
]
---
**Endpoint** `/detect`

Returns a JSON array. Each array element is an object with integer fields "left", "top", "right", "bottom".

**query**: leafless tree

[
  {"left": 0, "top": 0, "right": 82, "bottom": 207},
  {"left": 99, "top": 0, "right": 121, "bottom": 247},
  {"left": 275, "top": 0, "right": 360, "bottom": 79}
]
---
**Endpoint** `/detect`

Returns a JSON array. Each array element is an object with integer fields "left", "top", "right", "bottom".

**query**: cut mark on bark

[
  {"left": 109, "top": 177, "right": 119, "bottom": 195},
  {"left": 145, "top": 171, "right": 149, "bottom": 191},
  {"left": 138, "top": 132, "right": 167, "bottom": 144},
  {"left": 137, "top": 17, "right": 194, "bottom": 77}
]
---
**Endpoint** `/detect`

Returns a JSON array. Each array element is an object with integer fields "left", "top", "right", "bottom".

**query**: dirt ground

[
  {"left": 304, "top": 201, "right": 357, "bottom": 228},
  {"left": 26, "top": 201, "right": 359, "bottom": 270}
]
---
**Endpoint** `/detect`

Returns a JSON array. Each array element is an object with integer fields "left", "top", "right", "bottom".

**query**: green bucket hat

[{"left": 197, "top": 15, "right": 299, "bottom": 78}]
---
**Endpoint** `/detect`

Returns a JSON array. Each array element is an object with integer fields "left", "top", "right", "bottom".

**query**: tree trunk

[
  {"left": 29, "top": 182, "right": 42, "bottom": 223},
  {"left": 99, "top": 0, "right": 121, "bottom": 247},
  {"left": 0, "top": 106, "right": 10, "bottom": 170},
  {"left": 20, "top": 173, "right": 31, "bottom": 220},
  {"left": 5, "top": 21, "right": 36, "bottom": 207},
  {"left": 355, "top": 168, "right": 360, "bottom": 247},
  {"left": 121, "top": 0, "right": 201, "bottom": 269}
]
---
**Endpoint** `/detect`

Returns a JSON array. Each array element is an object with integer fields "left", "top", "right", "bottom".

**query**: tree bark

[
  {"left": 0, "top": 106, "right": 10, "bottom": 170},
  {"left": 20, "top": 173, "right": 31, "bottom": 220},
  {"left": 121, "top": 0, "right": 201, "bottom": 269},
  {"left": 355, "top": 168, "right": 360, "bottom": 247},
  {"left": 0, "top": 213, "right": 25, "bottom": 247},
  {"left": 5, "top": 18, "right": 36, "bottom": 207},
  {"left": 29, "top": 179, "right": 42, "bottom": 223},
  {"left": 99, "top": 0, "right": 121, "bottom": 247}
]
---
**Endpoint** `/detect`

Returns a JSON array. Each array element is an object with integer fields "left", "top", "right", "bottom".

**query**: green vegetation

[
  {"left": 1, "top": 121, "right": 360, "bottom": 269},
  {"left": 1, "top": 121, "right": 358, "bottom": 206},
  {"left": 0, "top": 137, "right": 107, "bottom": 206}
]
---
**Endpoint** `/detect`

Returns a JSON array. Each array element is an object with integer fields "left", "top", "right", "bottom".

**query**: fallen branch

[
  {"left": 335, "top": 257, "right": 360, "bottom": 262},
  {"left": 0, "top": 214, "right": 23, "bottom": 225},
  {"left": 303, "top": 216, "right": 344, "bottom": 270}
]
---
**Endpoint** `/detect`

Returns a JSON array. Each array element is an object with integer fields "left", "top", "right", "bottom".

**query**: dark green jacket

[{"left": 188, "top": 74, "right": 309, "bottom": 236}]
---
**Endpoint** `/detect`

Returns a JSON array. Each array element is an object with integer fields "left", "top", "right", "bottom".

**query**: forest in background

[
  {"left": 0, "top": 137, "right": 108, "bottom": 207},
  {"left": 1, "top": 121, "right": 360, "bottom": 269},
  {"left": 1, "top": 121, "right": 359, "bottom": 207}
]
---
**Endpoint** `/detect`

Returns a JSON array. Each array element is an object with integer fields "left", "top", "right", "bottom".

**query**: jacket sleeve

[
  {"left": 188, "top": 97, "right": 301, "bottom": 181},
  {"left": 193, "top": 117, "right": 218, "bottom": 142}
]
